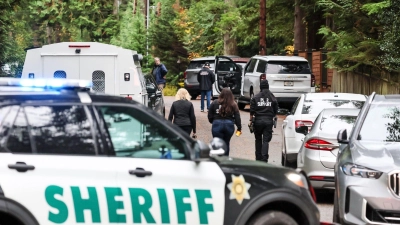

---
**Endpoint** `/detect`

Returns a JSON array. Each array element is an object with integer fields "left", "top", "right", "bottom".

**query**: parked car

[
  {"left": 238, "top": 55, "right": 316, "bottom": 110},
  {"left": 184, "top": 56, "right": 242, "bottom": 100},
  {"left": 282, "top": 92, "right": 367, "bottom": 168},
  {"left": 297, "top": 108, "right": 360, "bottom": 190},
  {"left": 144, "top": 73, "right": 165, "bottom": 116},
  {"left": 334, "top": 92, "right": 400, "bottom": 225}
]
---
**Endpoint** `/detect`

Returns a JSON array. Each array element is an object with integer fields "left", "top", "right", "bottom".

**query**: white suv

[
  {"left": 281, "top": 92, "right": 367, "bottom": 168},
  {"left": 238, "top": 55, "right": 315, "bottom": 109}
]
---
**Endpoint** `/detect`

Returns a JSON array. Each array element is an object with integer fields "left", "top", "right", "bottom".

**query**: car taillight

[
  {"left": 311, "top": 74, "right": 315, "bottom": 87},
  {"left": 294, "top": 120, "right": 313, "bottom": 129},
  {"left": 126, "top": 95, "right": 132, "bottom": 100},
  {"left": 259, "top": 73, "right": 266, "bottom": 82},
  {"left": 183, "top": 71, "right": 187, "bottom": 79},
  {"left": 304, "top": 138, "right": 336, "bottom": 151}
]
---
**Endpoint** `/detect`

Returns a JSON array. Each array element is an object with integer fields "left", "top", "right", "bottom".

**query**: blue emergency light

[{"left": 0, "top": 78, "right": 92, "bottom": 90}]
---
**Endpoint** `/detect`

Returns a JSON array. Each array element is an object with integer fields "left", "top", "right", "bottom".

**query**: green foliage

[{"left": 111, "top": 1, "right": 152, "bottom": 73}]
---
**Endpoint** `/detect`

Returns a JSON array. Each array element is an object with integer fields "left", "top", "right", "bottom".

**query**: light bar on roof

[{"left": 0, "top": 78, "right": 92, "bottom": 89}]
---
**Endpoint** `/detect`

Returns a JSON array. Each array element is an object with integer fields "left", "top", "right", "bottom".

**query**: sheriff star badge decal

[{"left": 227, "top": 174, "right": 251, "bottom": 205}]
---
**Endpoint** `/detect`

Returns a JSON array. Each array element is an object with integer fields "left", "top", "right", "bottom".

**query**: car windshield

[
  {"left": 359, "top": 102, "right": 400, "bottom": 142},
  {"left": 320, "top": 115, "right": 358, "bottom": 133},
  {"left": 266, "top": 61, "right": 311, "bottom": 74},
  {"left": 302, "top": 99, "right": 365, "bottom": 114}
]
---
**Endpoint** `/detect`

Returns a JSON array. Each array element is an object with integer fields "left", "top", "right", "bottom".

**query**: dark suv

[
  {"left": 0, "top": 78, "right": 323, "bottom": 225},
  {"left": 184, "top": 56, "right": 243, "bottom": 100},
  {"left": 335, "top": 93, "right": 400, "bottom": 224}
]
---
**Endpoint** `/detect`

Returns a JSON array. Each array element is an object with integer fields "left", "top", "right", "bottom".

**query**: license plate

[{"left": 284, "top": 81, "right": 294, "bottom": 86}]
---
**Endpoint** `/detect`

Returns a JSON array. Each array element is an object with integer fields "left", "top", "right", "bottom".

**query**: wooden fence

[
  {"left": 332, "top": 69, "right": 400, "bottom": 95},
  {"left": 293, "top": 50, "right": 400, "bottom": 95}
]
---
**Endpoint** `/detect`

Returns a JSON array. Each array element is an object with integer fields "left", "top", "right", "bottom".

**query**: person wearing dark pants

[
  {"left": 197, "top": 62, "right": 215, "bottom": 112},
  {"left": 208, "top": 88, "right": 241, "bottom": 156},
  {"left": 249, "top": 80, "right": 278, "bottom": 162}
]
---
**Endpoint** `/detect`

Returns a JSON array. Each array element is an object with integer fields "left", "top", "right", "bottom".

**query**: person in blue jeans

[
  {"left": 197, "top": 62, "right": 215, "bottom": 112},
  {"left": 208, "top": 88, "right": 242, "bottom": 156}
]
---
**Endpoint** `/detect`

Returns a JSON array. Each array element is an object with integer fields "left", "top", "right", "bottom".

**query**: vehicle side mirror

[
  {"left": 337, "top": 129, "right": 349, "bottom": 144},
  {"left": 156, "top": 90, "right": 162, "bottom": 97},
  {"left": 295, "top": 125, "right": 309, "bottom": 135},
  {"left": 196, "top": 140, "right": 210, "bottom": 159},
  {"left": 209, "top": 137, "right": 226, "bottom": 156}
]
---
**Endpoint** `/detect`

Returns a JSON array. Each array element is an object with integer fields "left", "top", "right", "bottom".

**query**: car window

[
  {"left": 359, "top": 102, "right": 400, "bottom": 142},
  {"left": 302, "top": 99, "right": 365, "bottom": 114},
  {"left": 320, "top": 115, "right": 357, "bottom": 133},
  {"left": 97, "top": 106, "right": 187, "bottom": 159},
  {"left": 291, "top": 97, "right": 301, "bottom": 114},
  {"left": 217, "top": 60, "right": 240, "bottom": 72},
  {"left": 266, "top": 61, "right": 311, "bottom": 74},
  {"left": 5, "top": 105, "right": 96, "bottom": 155},
  {"left": 188, "top": 60, "right": 215, "bottom": 69},
  {"left": 245, "top": 59, "right": 257, "bottom": 73},
  {"left": 256, "top": 60, "right": 267, "bottom": 73}
]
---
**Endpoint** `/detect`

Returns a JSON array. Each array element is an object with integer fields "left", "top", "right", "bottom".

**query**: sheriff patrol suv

[{"left": 0, "top": 78, "right": 320, "bottom": 225}]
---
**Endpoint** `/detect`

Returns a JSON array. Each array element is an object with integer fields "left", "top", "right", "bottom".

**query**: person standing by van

[
  {"left": 197, "top": 62, "right": 215, "bottom": 112},
  {"left": 249, "top": 80, "right": 278, "bottom": 163},
  {"left": 152, "top": 57, "right": 168, "bottom": 90},
  {"left": 168, "top": 88, "right": 197, "bottom": 138},
  {"left": 208, "top": 88, "right": 241, "bottom": 156}
]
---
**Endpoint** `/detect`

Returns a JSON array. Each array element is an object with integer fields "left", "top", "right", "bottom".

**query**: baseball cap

[
  {"left": 260, "top": 79, "right": 269, "bottom": 90},
  {"left": 204, "top": 62, "right": 210, "bottom": 67}
]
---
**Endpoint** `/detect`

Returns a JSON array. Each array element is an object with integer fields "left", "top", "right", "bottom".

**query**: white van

[
  {"left": 238, "top": 55, "right": 315, "bottom": 109},
  {"left": 21, "top": 42, "right": 148, "bottom": 106}
]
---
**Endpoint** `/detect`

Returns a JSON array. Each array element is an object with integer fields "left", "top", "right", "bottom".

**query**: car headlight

[
  {"left": 341, "top": 163, "right": 383, "bottom": 179},
  {"left": 285, "top": 173, "right": 309, "bottom": 189}
]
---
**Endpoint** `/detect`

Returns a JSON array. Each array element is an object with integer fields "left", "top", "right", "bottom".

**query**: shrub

[{"left": 163, "top": 85, "right": 178, "bottom": 96}]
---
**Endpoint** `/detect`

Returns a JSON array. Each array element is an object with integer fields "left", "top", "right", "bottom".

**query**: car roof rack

[{"left": 0, "top": 78, "right": 92, "bottom": 91}]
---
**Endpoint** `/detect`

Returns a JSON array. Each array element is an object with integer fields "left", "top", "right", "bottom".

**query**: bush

[{"left": 163, "top": 85, "right": 178, "bottom": 96}]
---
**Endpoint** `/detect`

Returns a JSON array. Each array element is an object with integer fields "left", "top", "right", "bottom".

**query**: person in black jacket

[
  {"left": 249, "top": 80, "right": 278, "bottom": 162},
  {"left": 197, "top": 62, "right": 215, "bottom": 112},
  {"left": 168, "top": 88, "right": 196, "bottom": 137},
  {"left": 208, "top": 88, "right": 241, "bottom": 156}
]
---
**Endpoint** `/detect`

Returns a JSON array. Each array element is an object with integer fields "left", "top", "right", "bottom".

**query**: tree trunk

[
  {"left": 223, "top": 0, "right": 238, "bottom": 55},
  {"left": 294, "top": 0, "right": 306, "bottom": 51},
  {"left": 46, "top": 25, "right": 53, "bottom": 44},
  {"left": 259, "top": 0, "right": 266, "bottom": 55},
  {"left": 32, "top": 23, "right": 40, "bottom": 47},
  {"left": 307, "top": 8, "right": 325, "bottom": 50},
  {"left": 113, "top": 0, "right": 119, "bottom": 15}
]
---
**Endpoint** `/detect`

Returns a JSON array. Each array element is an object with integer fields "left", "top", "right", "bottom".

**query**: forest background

[{"left": 0, "top": 0, "right": 399, "bottom": 88}]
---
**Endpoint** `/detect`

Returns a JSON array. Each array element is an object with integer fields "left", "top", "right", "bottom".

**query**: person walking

[
  {"left": 197, "top": 62, "right": 215, "bottom": 112},
  {"left": 249, "top": 80, "right": 278, "bottom": 163},
  {"left": 152, "top": 57, "right": 168, "bottom": 90},
  {"left": 208, "top": 88, "right": 241, "bottom": 156},
  {"left": 168, "top": 88, "right": 197, "bottom": 138}
]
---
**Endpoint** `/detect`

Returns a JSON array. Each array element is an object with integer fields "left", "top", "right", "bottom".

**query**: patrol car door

[
  {"left": 0, "top": 104, "right": 119, "bottom": 225},
  {"left": 96, "top": 105, "right": 226, "bottom": 225},
  {"left": 214, "top": 56, "right": 242, "bottom": 97}
]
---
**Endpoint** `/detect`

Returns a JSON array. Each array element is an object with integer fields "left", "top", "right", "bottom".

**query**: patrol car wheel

[
  {"left": 238, "top": 103, "right": 246, "bottom": 110},
  {"left": 248, "top": 210, "right": 298, "bottom": 225},
  {"left": 191, "top": 95, "right": 198, "bottom": 100}
]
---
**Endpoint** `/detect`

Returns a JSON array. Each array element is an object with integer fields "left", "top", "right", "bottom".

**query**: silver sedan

[{"left": 297, "top": 108, "right": 360, "bottom": 190}]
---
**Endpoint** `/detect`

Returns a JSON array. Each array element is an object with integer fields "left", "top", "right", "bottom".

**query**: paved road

[{"left": 163, "top": 96, "right": 334, "bottom": 223}]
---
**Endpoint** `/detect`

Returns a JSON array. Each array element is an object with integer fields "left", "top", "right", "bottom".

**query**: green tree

[{"left": 111, "top": 1, "right": 151, "bottom": 73}]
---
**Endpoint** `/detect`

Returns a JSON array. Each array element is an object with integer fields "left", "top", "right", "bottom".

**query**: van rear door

[
  {"left": 80, "top": 56, "right": 116, "bottom": 94},
  {"left": 42, "top": 56, "right": 79, "bottom": 79},
  {"left": 214, "top": 56, "right": 242, "bottom": 97},
  {"left": 266, "top": 60, "right": 311, "bottom": 94}
]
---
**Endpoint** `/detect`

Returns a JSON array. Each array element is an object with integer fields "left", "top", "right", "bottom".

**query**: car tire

[
  {"left": 238, "top": 103, "right": 246, "bottom": 110},
  {"left": 247, "top": 210, "right": 298, "bottom": 225},
  {"left": 191, "top": 95, "right": 198, "bottom": 100},
  {"left": 163, "top": 106, "right": 165, "bottom": 117},
  {"left": 333, "top": 190, "right": 341, "bottom": 224},
  {"left": 282, "top": 141, "right": 297, "bottom": 168}
]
